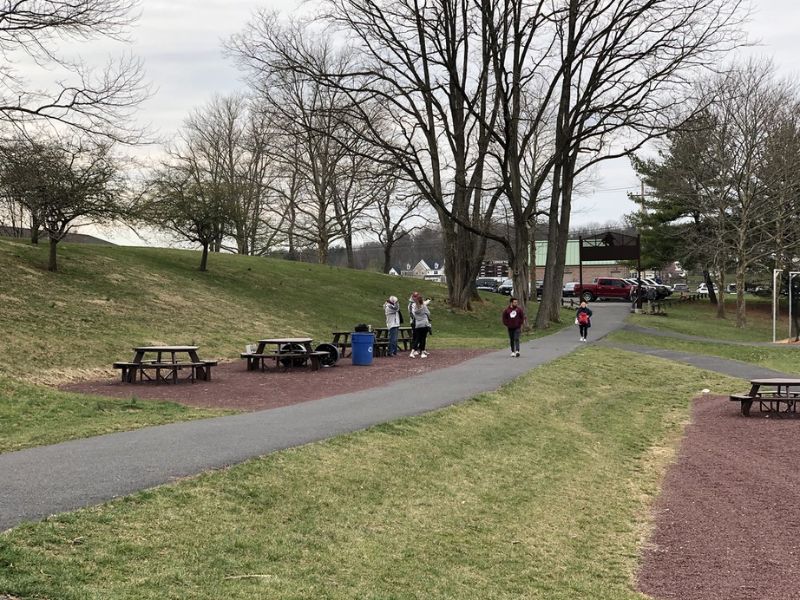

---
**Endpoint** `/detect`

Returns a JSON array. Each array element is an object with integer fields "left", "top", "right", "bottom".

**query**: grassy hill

[{"left": 0, "top": 237, "right": 536, "bottom": 384}]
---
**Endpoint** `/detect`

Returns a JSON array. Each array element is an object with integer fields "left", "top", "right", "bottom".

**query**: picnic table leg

[
  {"left": 189, "top": 350, "right": 207, "bottom": 380},
  {"left": 741, "top": 399, "right": 753, "bottom": 417}
]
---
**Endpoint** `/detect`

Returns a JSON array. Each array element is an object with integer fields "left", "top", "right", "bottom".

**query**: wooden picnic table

[
  {"left": 373, "top": 327, "right": 414, "bottom": 353},
  {"left": 331, "top": 331, "right": 354, "bottom": 358},
  {"left": 241, "top": 337, "right": 328, "bottom": 371},
  {"left": 114, "top": 345, "right": 216, "bottom": 384},
  {"left": 730, "top": 378, "right": 800, "bottom": 416}
]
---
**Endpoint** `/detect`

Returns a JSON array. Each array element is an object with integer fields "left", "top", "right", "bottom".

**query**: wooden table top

[
  {"left": 133, "top": 346, "right": 199, "bottom": 352},
  {"left": 751, "top": 378, "right": 800, "bottom": 385},
  {"left": 259, "top": 338, "right": 313, "bottom": 344}
]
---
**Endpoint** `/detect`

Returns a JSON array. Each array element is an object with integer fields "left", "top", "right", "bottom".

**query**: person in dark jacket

[
  {"left": 501, "top": 297, "right": 525, "bottom": 357},
  {"left": 576, "top": 301, "right": 593, "bottom": 342}
]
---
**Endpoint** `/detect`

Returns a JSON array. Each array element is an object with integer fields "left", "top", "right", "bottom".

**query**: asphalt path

[{"left": 0, "top": 303, "right": 630, "bottom": 531}]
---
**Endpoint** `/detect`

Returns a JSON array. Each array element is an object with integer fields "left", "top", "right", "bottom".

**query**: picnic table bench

[
  {"left": 113, "top": 346, "right": 216, "bottom": 384},
  {"left": 730, "top": 378, "right": 800, "bottom": 416},
  {"left": 241, "top": 338, "right": 330, "bottom": 371}
]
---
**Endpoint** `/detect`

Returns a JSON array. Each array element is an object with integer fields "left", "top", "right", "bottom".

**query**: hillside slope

[{"left": 0, "top": 238, "right": 532, "bottom": 384}]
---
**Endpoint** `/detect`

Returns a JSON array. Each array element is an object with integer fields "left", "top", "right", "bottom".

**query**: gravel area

[
  {"left": 62, "top": 349, "right": 489, "bottom": 411},
  {"left": 637, "top": 395, "right": 800, "bottom": 600}
]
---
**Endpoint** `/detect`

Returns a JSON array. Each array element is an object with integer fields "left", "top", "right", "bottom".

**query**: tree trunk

[
  {"left": 716, "top": 268, "right": 726, "bottom": 319},
  {"left": 345, "top": 233, "right": 355, "bottom": 269},
  {"left": 383, "top": 239, "right": 394, "bottom": 274},
  {"left": 30, "top": 215, "right": 40, "bottom": 245},
  {"left": 47, "top": 237, "right": 58, "bottom": 272},
  {"left": 735, "top": 264, "right": 747, "bottom": 328},
  {"left": 508, "top": 227, "right": 531, "bottom": 326},
  {"left": 200, "top": 242, "right": 209, "bottom": 272},
  {"left": 703, "top": 269, "right": 718, "bottom": 305}
]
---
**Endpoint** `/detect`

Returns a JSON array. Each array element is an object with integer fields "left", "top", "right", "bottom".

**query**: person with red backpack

[{"left": 576, "top": 301, "right": 593, "bottom": 342}]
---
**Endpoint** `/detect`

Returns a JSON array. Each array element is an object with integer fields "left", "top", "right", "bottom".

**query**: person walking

[
  {"left": 409, "top": 293, "right": 431, "bottom": 358},
  {"left": 576, "top": 300, "right": 593, "bottom": 341},
  {"left": 501, "top": 297, "right": 525, "bottom": 357},
  {"left": 383, "top": 295, "right": 401, "bottom": 356}
]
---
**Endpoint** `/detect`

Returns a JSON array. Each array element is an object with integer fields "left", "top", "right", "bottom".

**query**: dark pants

[
  {"left": 507, "top": 327, "right": 521, "bottom": 352},
  {"left": 412, "top": 327, "right": 429, "bottom": 352},
  {"left": 579, "top": 325, "right": 589, "bottom": 338}
]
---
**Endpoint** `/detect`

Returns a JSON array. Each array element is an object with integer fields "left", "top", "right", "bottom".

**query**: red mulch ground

[
  {"left": 62, "top": 349, "right": 488, "bottom": 411},
  {"left": 637, "top": 395, "right": 800, "bottom": 600}
]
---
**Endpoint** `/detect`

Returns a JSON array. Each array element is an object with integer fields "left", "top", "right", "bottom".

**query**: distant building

[
  {"left": 388, "top": 267, "right": 401, "bottom": 276},
  {"left": 533, "top": 240, "right": 631, "bottom": 284},
  {"left": 480, "top": 261, "right": 509, "bottom": 278},
  {"left": 401, "top": 259, "right": 446, "bottom": 283}
]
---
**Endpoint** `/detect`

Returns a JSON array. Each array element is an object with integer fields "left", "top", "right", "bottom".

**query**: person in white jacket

[{"left": 384, "top": 295, "right": 401, "bottom": 356}]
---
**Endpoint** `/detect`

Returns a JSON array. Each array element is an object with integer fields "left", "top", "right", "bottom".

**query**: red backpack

[{"left": 578, "top": 311, "right": 590, "bottom": 325}]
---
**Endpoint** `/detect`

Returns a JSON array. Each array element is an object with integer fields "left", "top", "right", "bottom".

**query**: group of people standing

[
  {"left": 383, "top": 292, "right": 431, "bottom": 358},
  {"left": 383, "top": 291, "right": 595, "bottom": 361}
]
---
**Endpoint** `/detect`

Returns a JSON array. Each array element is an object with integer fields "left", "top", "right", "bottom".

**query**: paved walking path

[
  {"left": 0, "top": 304, "right": 630, "bottom": 531},
  {"left": 622, "top": 323, "right": 800, "bottom": 348},
  {"left": 602, "top": 341, "right": 797, "bottom": 379}
]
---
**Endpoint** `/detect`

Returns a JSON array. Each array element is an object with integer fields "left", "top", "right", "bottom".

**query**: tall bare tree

[{"left": 535, "top": 0, "right": 746, "bottom": 328}]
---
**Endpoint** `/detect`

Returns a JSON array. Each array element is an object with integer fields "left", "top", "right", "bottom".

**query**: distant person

[
  {"left": 501, "top": 297, "right": 525, "bottom": 357},
  {"left": 576, "top": 300, "right": 593, "bottom": 342},
  {"left": 383, "top": 295, "right": 401, "bottom": 356},
  {"left": 409, "top": 293, "right": 431, "bottom": 358}
]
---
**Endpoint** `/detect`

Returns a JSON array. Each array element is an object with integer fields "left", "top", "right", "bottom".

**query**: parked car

[
  {"left": 753, "top": 285, "right": 772, "bottom": 297},
  {"left": 475, "top": 277, "right": 501, "bottom": 292},
  {"left": 575, "top": 277, "right": 633, "bottom": 302},
  {"left": 498, "top": 278, "right": 514, "bottom": 295},
  {"left": 535, "top": 280, "right": 544, "bottom": 299},
  {"left": 696, "top": 282, "right": 716, "bottom": 295},
  {"left": 563, "top": 281, "right": 580, "bottom": 297},
  {"left": 671, "top": 283, "right": 689, "bottom": 293},
  {"left": 641, "top": 277, "right": 672, "bottom": 298}
]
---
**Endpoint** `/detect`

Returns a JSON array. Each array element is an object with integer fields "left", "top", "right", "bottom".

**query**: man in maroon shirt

[{"left": 501, "top": 297, "right": 525, "bottom": 357}]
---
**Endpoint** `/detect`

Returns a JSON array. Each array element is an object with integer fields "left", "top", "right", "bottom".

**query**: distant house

[
  {"left": 388, "top": 266, "right": 400, "bottom": 276},
  {"left": 401, "top": 259, "right": 446, "bottom": 283}
]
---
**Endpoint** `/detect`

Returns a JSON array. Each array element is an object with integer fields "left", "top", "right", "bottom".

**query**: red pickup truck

[{"left": 574, "top": 277, "right": 633, "bottom": 302}]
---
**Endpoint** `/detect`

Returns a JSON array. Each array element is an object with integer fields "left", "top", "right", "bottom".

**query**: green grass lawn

[
  {"left": 0, "top": 238, "right": 561, "bottom": 383},
  {"left": 0, "top": 348, "right": 740, "bottom": 600},
  {"left": 628, "top": 297, "right": 782, "bottom": 342},
  {"left": 0, "top": 376, "right": 235, "bottom": 453},
  {"left": 608, "top": 330, "right": 800, "bottom": 376}
]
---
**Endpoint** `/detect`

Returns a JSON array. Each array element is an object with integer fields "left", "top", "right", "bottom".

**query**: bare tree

[
  {"left": 535, "top": 0, "right": 746, "bottom": 328},
  {"left": 230, "top": 7, "right": 499, "bottom": 308},
  {"left": 368, "top": 171, "right": 426, "bottom": 273},
  {"left": 0, "top": 0, "right": 149, "bottom": 141},
  {"left": 181, "top": 95, "right": 285, "bottom": 256},
  {"left": 140, "top": 161, "right": 231, "bottom": 272},
  {"left": 0, "top": 133, "right": 127, "bottom": 271}
]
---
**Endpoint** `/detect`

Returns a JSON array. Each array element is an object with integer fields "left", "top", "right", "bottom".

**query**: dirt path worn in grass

[
  {"left": 637, "top": 395, "right": 800, "bottom": 600},
  {"left": 62, "top": 349, "right": 488, "bottom": 411}
]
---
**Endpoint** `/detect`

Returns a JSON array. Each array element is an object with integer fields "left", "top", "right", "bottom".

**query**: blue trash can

[{"left": 351, "top": 332, "right": 375, "bottom": 366}]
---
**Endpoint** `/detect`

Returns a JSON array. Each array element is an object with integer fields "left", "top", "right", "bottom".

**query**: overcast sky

[{"left": 50, "top": 0, "right": 800, "bottom": 242}]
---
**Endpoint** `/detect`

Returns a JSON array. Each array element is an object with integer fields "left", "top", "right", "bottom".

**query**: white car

[{"left": 697, "top": 283, "right": 715, "bottom": 295}]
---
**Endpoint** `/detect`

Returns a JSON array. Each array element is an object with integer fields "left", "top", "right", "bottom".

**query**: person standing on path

[
  {"left": 576, "top": 301, "right": 593, "bottom": 342},
  {"left": 501, "top": 297, "right": 525, "bottom": 357},
  {"left": 383, "top": 295, "right": 401, "bottom": 356},
  {"left": 410, "top": 293, "right": 431, "bottom": 358}
]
